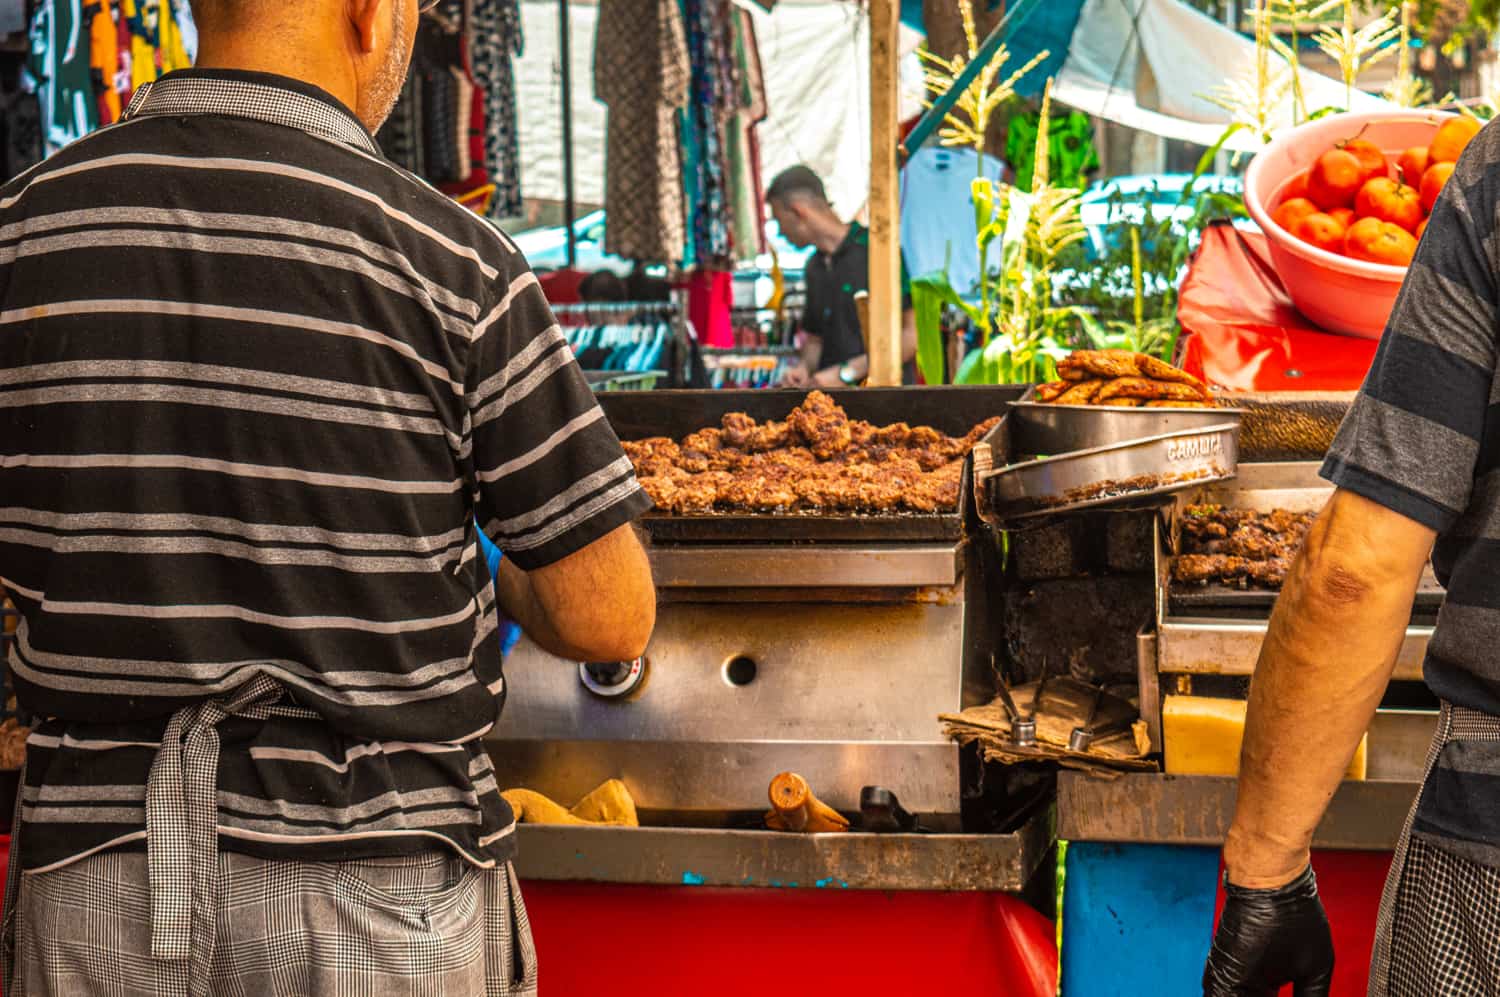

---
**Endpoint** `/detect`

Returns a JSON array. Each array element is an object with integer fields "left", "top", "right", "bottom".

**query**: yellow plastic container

[{"left": 1163, "top": 695, "right": 1367, "bottom": 780}]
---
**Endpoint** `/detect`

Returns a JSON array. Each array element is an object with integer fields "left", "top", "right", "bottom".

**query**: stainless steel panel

[
  {"left": 496, "top": 601, "right": 964, "bottom": 742},
  {"left": 1057, "top": 772, "right": 1417, "bottom": 851},
  {"left": 488, "top": 600, "right": 968, "bottom": 815},
  {"left": 1157, "top": 618, "right": 1430, "bottom": 682},
  {"left": 1136, "top": 628, "right": 1163, "bottom": 752},
  {"left": 1009, "top": 400, "right": 1244, "bottom": 454},
  {"left": 1191, "top": 460, "right": 1332, "bottom": 514},
  {"left": 1367, "top": 709, "right": 1439, "bottom": 782},
  {"left": 487, "top": 739, "right": 961, "bottom": 816},
  {"left": 647, "top": 544, "right": 961, "bottom": 589},
  {"left": 511, "top": 809, "right": 1054, "bottom": 892}
]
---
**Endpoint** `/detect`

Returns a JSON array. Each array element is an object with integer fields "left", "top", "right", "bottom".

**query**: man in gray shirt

[{"left": 1204, "top": 123, "right": 1500, "bottom": 993}]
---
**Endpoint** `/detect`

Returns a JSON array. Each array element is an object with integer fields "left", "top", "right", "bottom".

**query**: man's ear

[{"left": 347, "top": 0, "right": 384, "bottom": 54}]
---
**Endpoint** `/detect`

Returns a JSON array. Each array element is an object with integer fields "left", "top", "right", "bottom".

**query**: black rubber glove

[{"left": 1202, "top": 864, "right": 1334, "bottom": 997}]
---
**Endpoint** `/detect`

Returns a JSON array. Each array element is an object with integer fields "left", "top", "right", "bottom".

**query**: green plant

[
  {"left": 1383, "top": 2, "right": 1435, "bottom": 107},
  {"left": 1316, "top": 2, "right": 1400, "bottom": 108}
]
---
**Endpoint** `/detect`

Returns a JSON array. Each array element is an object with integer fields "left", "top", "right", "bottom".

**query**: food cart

[{"left": 488, "top": 386, "right": 1059, "bottom": 995}]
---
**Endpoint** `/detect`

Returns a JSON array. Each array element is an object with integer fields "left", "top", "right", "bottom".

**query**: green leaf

[
  {"left": 953, "top": 347, "right": 989, "bottom": 384},
  {"left": 910, "top": 273, "right": 964, "bottom": 386},
  {"left": 1307, "top": 105, "right": 1342, "bottom": 120}
]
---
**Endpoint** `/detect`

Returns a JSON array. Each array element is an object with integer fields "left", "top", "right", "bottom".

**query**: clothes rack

[{"left": 550, "top": 298, "right": 695, "bottom": 389}]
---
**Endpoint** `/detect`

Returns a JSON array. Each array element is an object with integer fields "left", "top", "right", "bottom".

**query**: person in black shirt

[{"left": 767, "top": 166, "right": 916, "bottom": 386}]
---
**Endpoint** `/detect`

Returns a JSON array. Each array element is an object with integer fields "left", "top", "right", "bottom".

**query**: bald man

[{"left": 0, "top": 0, "right": 656, "bottom": 993}]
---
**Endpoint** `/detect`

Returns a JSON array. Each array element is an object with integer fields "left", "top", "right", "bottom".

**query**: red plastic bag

[{"left": 1177, "top": 223, "right": 1378, "bottom": 392}]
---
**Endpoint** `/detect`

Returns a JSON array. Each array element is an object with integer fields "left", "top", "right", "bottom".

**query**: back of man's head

[
  {"left": 766, "top": 166, "right": 829, "bottom": 208},
  {"left": 189, "top": 0, "right": 416, "bottom": 133}
]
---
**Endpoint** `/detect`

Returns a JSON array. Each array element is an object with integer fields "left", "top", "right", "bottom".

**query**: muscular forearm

[
  {"left": 1224, "top": 491, "right": 1431, "bottom": 887},
  {"left": 492, "top": 524, "right": 655, "bottom": 663}
]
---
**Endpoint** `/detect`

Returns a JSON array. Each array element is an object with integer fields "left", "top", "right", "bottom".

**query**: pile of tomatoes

[{"left": 1271, "top": 116, "right": 1481, "bottom": 267}]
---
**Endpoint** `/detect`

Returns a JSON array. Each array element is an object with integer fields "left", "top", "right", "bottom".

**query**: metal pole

[
  {"left": 868, "top": 0, "right": 902, "bottom": 387},
  {"left": 559, "top": 0, "right": 578, "bottom": 268}
]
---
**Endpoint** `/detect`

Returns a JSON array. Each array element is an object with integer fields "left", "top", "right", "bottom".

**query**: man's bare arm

[
  {"left": 493, "top": 524, "right": 656, "bottom": 663},
  {"left": 1223, "top": 488, "right": 1435, "bottom": 888}
]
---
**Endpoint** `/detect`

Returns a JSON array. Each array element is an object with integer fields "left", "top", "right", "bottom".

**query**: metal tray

[
  {"left": 1008, "top": 399, "right": 1244, "bottom": 455},
  {"left": 976, "top": 423, "right": 1241, "bottom": 522}
]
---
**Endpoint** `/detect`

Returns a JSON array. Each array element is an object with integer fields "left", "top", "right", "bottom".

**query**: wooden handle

[{"left": 766, "top": 772, "right": 850, "bottom": 833}]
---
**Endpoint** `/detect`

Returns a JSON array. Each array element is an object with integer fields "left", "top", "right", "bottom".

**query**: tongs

[
  {"left": 1068, "top": 683, "right": 1136, "bottom": 753},
  {"left": 994, "top": 655, "right": 1050, "bottom": 748}
]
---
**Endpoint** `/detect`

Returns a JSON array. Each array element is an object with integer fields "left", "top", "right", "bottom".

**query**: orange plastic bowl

[{"left": 1243, "top": 109, "right": 1456, "bottom": 339}]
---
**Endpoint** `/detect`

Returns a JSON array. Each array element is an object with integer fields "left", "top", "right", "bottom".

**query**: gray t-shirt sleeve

[{"left": 1321, "top": 125, "right": 1500, "bottom": 532}]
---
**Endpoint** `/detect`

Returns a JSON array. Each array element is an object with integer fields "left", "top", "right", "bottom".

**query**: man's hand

[
  {"left": 779, "top": 363, "right": 813, "bottom": 388},
  {"left": 1203, "top": 866, "right": 1334, "bottom": 997},
  {"left": 811, "top": 365, "right": 845, "bottom": 388}
]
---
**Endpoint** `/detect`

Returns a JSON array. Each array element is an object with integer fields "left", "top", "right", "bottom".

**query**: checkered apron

[
  {"left": 1370, "top": 702, "right": 1500, "bottom": 996},
  {"left": 0, "top": 677, "right": 537, "bottom": 996}
]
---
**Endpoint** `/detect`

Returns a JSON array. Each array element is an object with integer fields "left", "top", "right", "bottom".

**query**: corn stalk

[
  {"left": 1265, "top": 0, "right": 1342, "bottom": 122},
  {"left": 1315, "top": 1, "right": 1399, "bottom": 109},
  {"left": 915, "top": 0, "right": 1049, "bottom": 152},
  {"left": 1203, "top": 0, "right": 1293, "bottom": 142},
  {"left": 1382, "top": 2, "right": 1434, "bottom": 107}
]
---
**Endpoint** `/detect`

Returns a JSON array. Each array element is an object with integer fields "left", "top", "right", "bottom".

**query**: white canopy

[{"left": 1051, "top": 0, "right": 1392, "bottom": 152}]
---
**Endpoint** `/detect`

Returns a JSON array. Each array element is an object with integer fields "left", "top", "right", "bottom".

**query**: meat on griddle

[
  {"left": 621, "top": 391, "right": 999, "bottom": 516},
  {"left": 1173, "top": 504, "right": 1313, "bottom": 590}
]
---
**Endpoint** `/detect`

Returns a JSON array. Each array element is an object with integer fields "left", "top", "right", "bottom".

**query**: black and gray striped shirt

[{"left": 0, "top": 69, "right": 650, "bottom": 872}]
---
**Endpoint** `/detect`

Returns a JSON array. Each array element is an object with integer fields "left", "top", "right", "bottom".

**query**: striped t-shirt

[{"left": 0, "top": 69, "right": 650, "bottom": 872}]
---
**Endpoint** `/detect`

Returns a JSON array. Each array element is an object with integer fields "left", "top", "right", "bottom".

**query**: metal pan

[
  {"left": 1008, "top": 399, "right": 1244, "bottom": 456},
  {"left": 977, "top": 423, "right": 1241, "bottom": 523}
]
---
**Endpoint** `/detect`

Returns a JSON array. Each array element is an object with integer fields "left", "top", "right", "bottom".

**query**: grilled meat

[
  {"left": 1055, "top": 380, "right": 1106, "bottom": 405},
  {"left": 1059, "top": 350, "right": 1142, "bottom": 381},
  {"left": 1097, "top": 376, "right": 1211, "bottom": 404},
  {"left": 1174, "top": 505, "right": 1313, "bottom": 589},
  {"left": 624, "top": 391, "right": 990, "bottom": 515}
]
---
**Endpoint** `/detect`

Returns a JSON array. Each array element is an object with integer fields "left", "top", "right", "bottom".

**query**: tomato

[
  {"left": 1416, "top": 217, "right": 1428, "bottom": 241},
  {"left": 1291, "top": 212, "right": 1348, "bottom": 254},
  {"left": 1397, "top": 146, "right": 1430, "bottom": 186},
  {"left": 1282, "top": 170, "right": 1310, "bottom": 202},
  {"left": 1355, "top": 177, "right": 1423, "bottom": 233},
  {"left": 1345, "top": 216, "right": 1418, "bottom": 266},
  {"left": 1429, "top": 116, "right": 1481, "bottom": 164},
  {"left": 1328, "top": 207, "right": 1356, "bottom": 229},
  {"left": 1273, "top": 196, "right": 1320, "bottom": 233},
  {"left": 1420, "top": 161, "right": 1456, "bottom": 214},
  {"left": 1307, "top": 148, "right": 1364, "bottom": 211},
  {"left": 1341, "top": 138, "right": 1389, "bottom": 186}
]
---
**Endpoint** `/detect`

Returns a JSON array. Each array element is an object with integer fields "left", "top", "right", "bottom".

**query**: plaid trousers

[
  {"left": 8, "top": 849, "right": 538, "bottom": 997},
  {"left": 1372, "top": 703, "right": 1500, "bottom": 996}
]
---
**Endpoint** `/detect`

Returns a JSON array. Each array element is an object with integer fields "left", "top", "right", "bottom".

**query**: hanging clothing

[
  {"left": 1006, "top": 109, "right": 1100, "bottom": 192},
  {"left": 86, "top": 0, "right": 121, "bottom": 124},
  {"left": 29, "top": 0, "right": 99, "bottom": 148},
  {"left": 681, "top": 0, "right": 737, "bottom": 268},
  {"left": 0, "top": 87, "right": 43, "bottom": 183},
  {"left": 470, "top": 0, "right": 522, "bottom": 219},
  {"left": 379, "top": 68, "right": 426, "bottom": 177},
  {"left": 900, "top": 146, "right": 1007, "bottom": 298},
  {"left": 121, "top": 0, "right": 190, "bottom": 92},
  {"left": 687, "top": 268, "right": 733, "bottom": 348},
  {"left": 595, "top": 0, "right": 690, "bottom": 264},
  {"left": 726, "top": 7, "right": 767, "bottom": 263}
]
